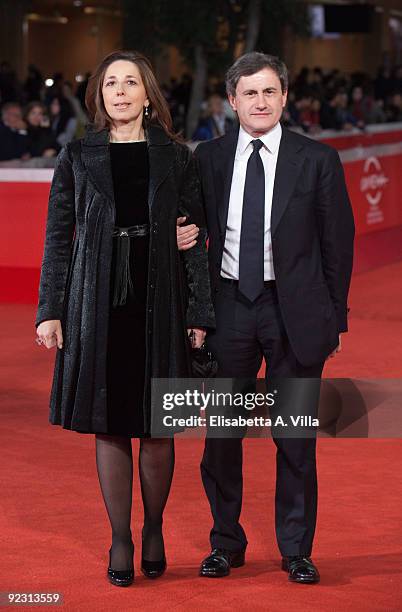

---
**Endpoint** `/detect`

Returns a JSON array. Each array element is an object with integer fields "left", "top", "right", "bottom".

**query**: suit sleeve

[
  {"left": 315, "top": 147, "right": 355, "bottom": 333},
  {"left": 179, "top": 147, "right": 215, "bottom": 329},
  {"left": 35, "top": 144, "right": 76, "bottom": 328}
]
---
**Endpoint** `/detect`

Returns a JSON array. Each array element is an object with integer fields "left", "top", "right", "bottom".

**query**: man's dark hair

[
  {"left": 226, "top": 52, "right": 289, "bottom": 96},
  {"left": 1, "top": 102, "right": 22, "bottom": 119}
]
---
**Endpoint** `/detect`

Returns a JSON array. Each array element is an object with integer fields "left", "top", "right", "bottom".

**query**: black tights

[{"left": 95, "top": 434, "right": 175, "bottom": 570}]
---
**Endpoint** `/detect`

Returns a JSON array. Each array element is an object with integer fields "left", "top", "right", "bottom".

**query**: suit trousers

[{"left": 202, "top": 278, "right": 324, "bottom": 556}]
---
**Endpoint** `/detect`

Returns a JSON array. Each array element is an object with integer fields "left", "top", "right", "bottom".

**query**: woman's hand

[
  {"left": 187, "top": 327, "right": 206, "bottom": 349},
  {"left": 177, "top": 217, "right": 199, "bottom": 251},
  {"left": 36, "top": 320, "right": 63, "bottom": 349}
]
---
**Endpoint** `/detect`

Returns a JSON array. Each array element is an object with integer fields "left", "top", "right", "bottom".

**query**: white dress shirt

[{"left": 221, "top": 121, "right": 282, "bottom": 281}]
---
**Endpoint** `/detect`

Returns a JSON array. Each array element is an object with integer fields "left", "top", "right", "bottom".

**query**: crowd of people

[
  {"left": 0, "top": 62, "right": 88, "bottom": 164},
  {"left": 1, "top": 59, "right": 402, "bottom": 164}
]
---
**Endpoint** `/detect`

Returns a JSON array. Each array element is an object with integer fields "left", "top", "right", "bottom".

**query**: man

[
  {"left": 177, "top": 52, "right": 354, "bottom": 583},
  {"left": 192, "top": 93, "right": 235, "bottom": 141},
  {"left": 0, "top": 102, "right": 30, "bottom": 162}
]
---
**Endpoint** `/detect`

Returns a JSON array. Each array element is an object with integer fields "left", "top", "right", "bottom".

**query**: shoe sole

[
  {"left": 288, "top": 576, "right": 320, "bottom": 584},
  {"left": 140, "top": 568, "right": 166, "bottom": 579},
  {"left": 107, "top": 576, "right": 134, "bottom": 587},
  {"left": 283, "top": 569, "right": 320, "bottom": 584}
]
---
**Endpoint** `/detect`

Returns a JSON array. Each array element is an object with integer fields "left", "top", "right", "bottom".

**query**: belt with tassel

[{"left": 111, "top": 223, "right": 149, "bottom": 307}]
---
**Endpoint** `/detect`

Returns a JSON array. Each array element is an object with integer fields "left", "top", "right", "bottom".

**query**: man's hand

[
  {"left": 327, "top": 334, "right": 342, "bottom": 359},
  {"left": 187, "top": 327, "right": 206, "bottom": 348},
  {"left": 177, "top": 216, "right": 199, "bottom": 251}
]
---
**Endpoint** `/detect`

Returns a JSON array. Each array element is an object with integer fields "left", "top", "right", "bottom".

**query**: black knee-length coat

[{"left": 35, "top": 124, "right": 215, "bottom": 434}]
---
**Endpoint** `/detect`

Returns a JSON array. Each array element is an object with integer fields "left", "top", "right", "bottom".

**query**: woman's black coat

[{"left": 35, "top": 124, "right": 215, "bottom": 434}]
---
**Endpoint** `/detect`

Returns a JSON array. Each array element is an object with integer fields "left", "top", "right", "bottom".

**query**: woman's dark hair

[
  {"left": 23, "top": 101, "right": 46, "bottom": 124},
  {"left": 226, "top": 52, "right": 289, "bottom": 96},
  {"left": 85, "top": 49, "right": 180, "bottom": 141},
  {"left": 49, "top": 95, "right": 75, "bottom": 136}
]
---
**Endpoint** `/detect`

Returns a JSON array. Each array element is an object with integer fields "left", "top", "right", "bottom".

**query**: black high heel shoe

[
  {"left": 107, "top": 544, "right": 134, "bottom": 587},
  {"left": 141, "top": 555, "right": 167, "bottom": 579},
  {"left": 141, "top": 530, "right": 167, "bottom": 579}
]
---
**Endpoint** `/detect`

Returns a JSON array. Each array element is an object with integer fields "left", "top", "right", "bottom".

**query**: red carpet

[{"left": 1, "top": 262, "right": 402, "bottom": 610}]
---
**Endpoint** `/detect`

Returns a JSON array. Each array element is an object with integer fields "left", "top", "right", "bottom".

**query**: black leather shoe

[
  {"left": 141, "top": 556, "right": 167, "bottom": 579},
  {"left": 281, "top": 556, "right": 320, "bottom": 583},
  {"left": 107, "top": 546, "right": 134, "bottom": 587},
  {"left": 199, "top": 548, "right": 245, "bottom": 577}
]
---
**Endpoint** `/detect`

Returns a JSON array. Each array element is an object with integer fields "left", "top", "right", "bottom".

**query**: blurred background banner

[{"left": 2, "top": 122, "right": 402, "bottom": 301}]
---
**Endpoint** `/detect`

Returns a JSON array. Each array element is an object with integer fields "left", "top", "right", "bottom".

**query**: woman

[
  {"left": 48, "top": 94, "right": 78, "bottom": 147},
  {"left": 24, "top": 101, "right": 58, "bottom": 158},
  {"left": 35, "top": 50, "right": 215, "bottom": 586}
]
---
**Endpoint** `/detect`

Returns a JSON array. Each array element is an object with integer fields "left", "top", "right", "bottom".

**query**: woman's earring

[{"left": 144, "top": 105, "right": 150, "bottom": 119}]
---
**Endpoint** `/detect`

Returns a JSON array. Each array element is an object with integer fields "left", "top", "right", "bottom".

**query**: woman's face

[
  {"left": 27, "top": 105, "right": 44, "bottom": 127},
  {"left": 102, "top": 60, "right": 149, "bottom": 125}
]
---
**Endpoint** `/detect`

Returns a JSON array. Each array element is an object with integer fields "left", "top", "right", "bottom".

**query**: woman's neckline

[{"left": 110, "top": 139, "right": 147, "bottom": 143}]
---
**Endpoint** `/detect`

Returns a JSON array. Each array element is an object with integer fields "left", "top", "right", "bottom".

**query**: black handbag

[{"left": 188, "top": 332, "right": 218, "bottom": 378}]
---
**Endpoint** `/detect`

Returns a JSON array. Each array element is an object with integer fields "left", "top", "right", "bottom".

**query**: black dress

[{"left": 106, "top": 141, "right": 149, "bottom": 437}]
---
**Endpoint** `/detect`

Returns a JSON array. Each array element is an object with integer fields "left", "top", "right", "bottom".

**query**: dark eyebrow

[
  {"left": 243, "top": 87, "right": 277, "bottom": 94},
  {"left": 105, "top": 75, "right": 138, "bottom": 79}
]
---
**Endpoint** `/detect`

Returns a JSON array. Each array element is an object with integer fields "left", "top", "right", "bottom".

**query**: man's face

[
  {"left": 208, "top": 95, "right": 223, "bottom": 116},
  {"left": 3, "top": 105, "right": 23, "bottom": 130},
  {"left": 228, "top": 68, "right": 287, "bottom": 137}
]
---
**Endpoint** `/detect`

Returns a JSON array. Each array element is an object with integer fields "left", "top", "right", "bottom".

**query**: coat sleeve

[
  {"left": 35, "top": 144, "right": 76, "bottom": 328},
  {"left": 179, "top": 147, "right": 215, "bottom": 329},
  {"left": 315, "top": 146, "right": 355, "bottom": 333}
]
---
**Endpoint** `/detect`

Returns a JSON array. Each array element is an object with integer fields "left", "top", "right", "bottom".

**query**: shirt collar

[{"left": 237, "top": 121, "right": 282, "bottom": 156}]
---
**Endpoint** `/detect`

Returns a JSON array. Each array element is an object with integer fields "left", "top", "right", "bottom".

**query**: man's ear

[
  {"left": 282, "top": 90, "right": 288, "bottom": 108},
  {"left": 228, "top": 93, "right": 237, "bottom": 113}
]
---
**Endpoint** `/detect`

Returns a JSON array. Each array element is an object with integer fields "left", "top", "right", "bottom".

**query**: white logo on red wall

[{"left": 360, "top": 157, "right": 388, "bottom": 225}]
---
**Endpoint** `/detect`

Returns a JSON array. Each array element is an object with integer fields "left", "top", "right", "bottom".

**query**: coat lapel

[
  {"left": 271, "top": 127, "right": 306, "bottom": 235},
  {"left": 214, "top": 127, "right": 239, "bottom": 238},
  {"left": 81, "top": 124, "right": 175, "bottom": 213},
  {"left": 146, "top": 124, "right": 175, "bottom": 210},
  {"left": 81, "top": 128, "right": 115, "bottom": 205}
]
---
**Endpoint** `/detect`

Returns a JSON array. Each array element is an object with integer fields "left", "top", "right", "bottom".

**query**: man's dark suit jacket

[
  {"left": 0, "top": 122, "right": 30, "bottom": 161},
  {"left": 194, "top": 124, "right": 355, "bottom": 367}
]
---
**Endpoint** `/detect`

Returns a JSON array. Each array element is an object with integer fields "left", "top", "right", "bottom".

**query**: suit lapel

[
  {"left": 214, "top": 127, "right": 238, "bottom": 238},
  {"left": 271, "top": 127, "right": 306, "bottom": 235}
]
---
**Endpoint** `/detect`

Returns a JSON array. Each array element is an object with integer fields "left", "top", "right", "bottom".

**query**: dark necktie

[{"left": 238, "top": 138, "right": 265, "bottom": 302}]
